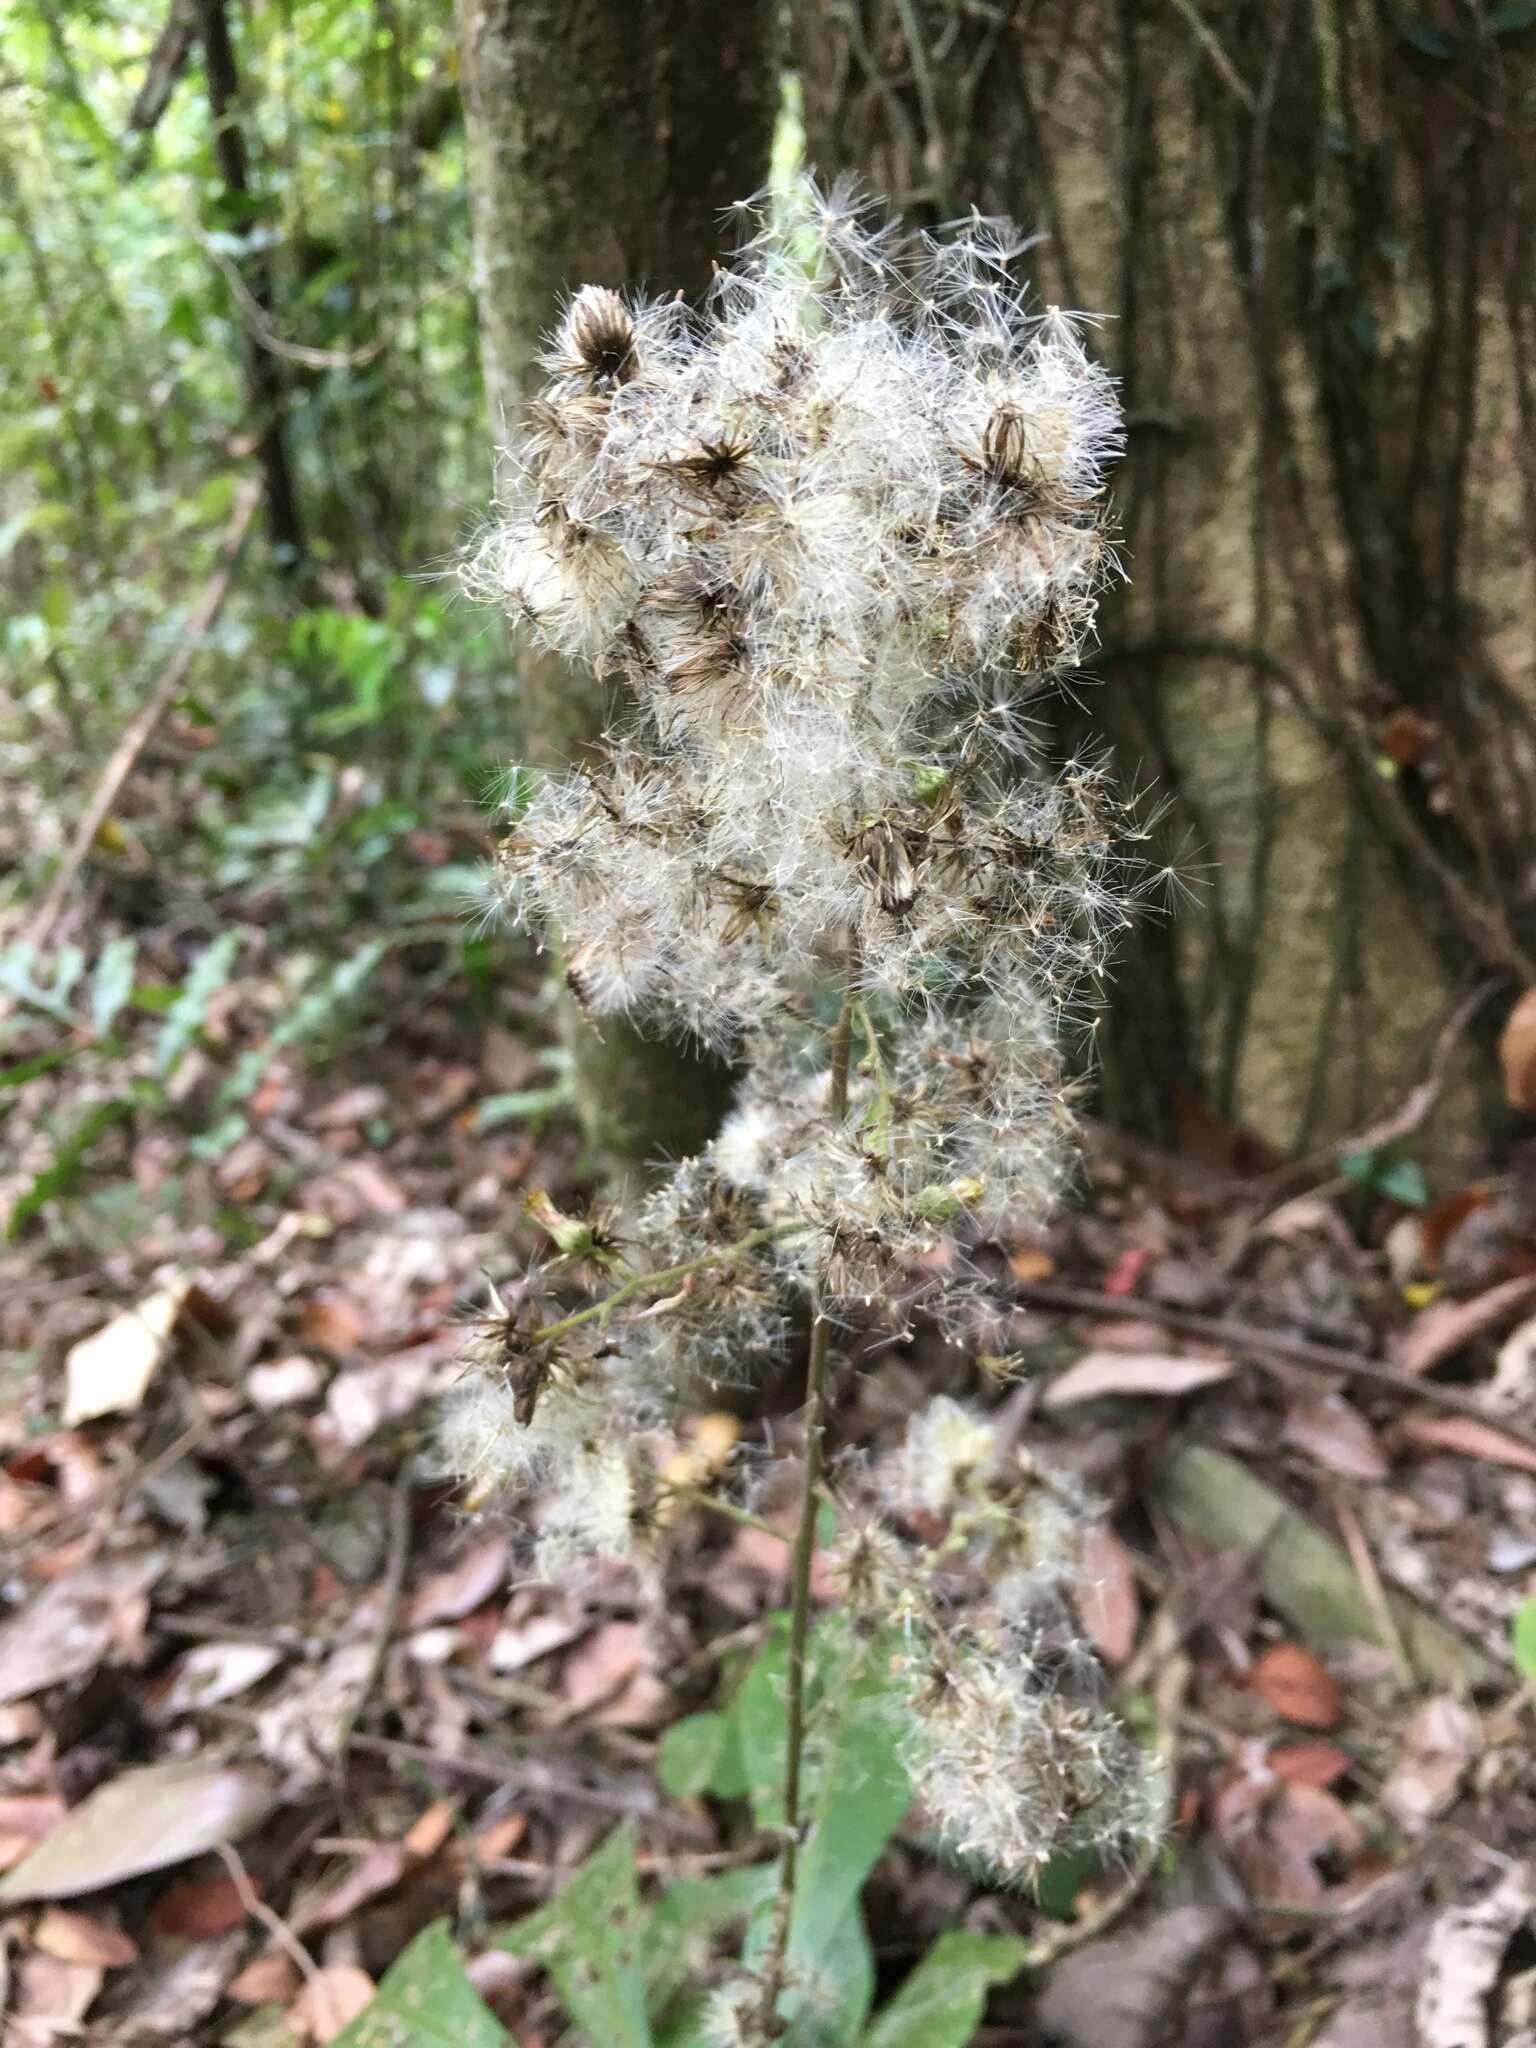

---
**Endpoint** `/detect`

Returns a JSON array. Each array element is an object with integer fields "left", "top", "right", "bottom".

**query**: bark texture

[
  {"left": 793, "top": 1, "right": 1536, "bottom": 1160},
  {"left": 456, "top": 0, "right": 777, "bottom": 1164}
]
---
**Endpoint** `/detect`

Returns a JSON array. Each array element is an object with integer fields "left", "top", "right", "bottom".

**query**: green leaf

[
  {"left": 216, "top": 939, "right": 384, "bottom": 1108},
  {"left": 648, "top": 1865, "right": 769, "bottom": 2029},
  {"left": 332, "top": 1921, "right": 502, "bottom": 2047},
  {"left": 473, "top": 1080, "right": 576, "bottom": 1133},
  {"left": 657, "top": 1712, "right": 728, "bottom": 1798},
  {"left": 90, "top": 936, "right": 138, "bottom": 1038},
  {"left": 861, "top": 1930, "right": 1028, "bottom": 2048},
  {"left": 742, "top": 1897, "right": 876, "bottom": 2045},
  {"left": 788, "top": 1662, "right": 911, "bottom": 1972},
  {"left": 495, "top": 1824, "right": 651, "bottom": 2048},
  {"left": 1373, "top": 1157, "right": 1428, "bottom": 1209},
  {"left": 1513, "top": 1598, "right": 1536, "bottom": 1682},
  {"left": 0, "top": 1045, "right": 81, "bottom": 1090},
  {"left": 155, "top": 931, "right": 242, "bottom": 1076},
  {"left": 5, "top": 1095, "right": 138, "bottom": 1240}
]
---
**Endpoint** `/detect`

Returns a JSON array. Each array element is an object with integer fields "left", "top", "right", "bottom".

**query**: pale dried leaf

[
  {"left": 254, "top": 1642, "right": 373, "bottom": 1777},
  {"left": 31, "top": 1907, "right": 137, "bottom": 1969},
  {"left": 405, "top": 1538, "right": 508, "bottom": 1629},
  {"left": 154, "top": 1640, "right": 283, "bottom": 1718},
  {"left": 1500, "top": 989, "right": 1536, "bottom": 1110},
  {"left": 1391, "top": 1274, "right": 1536, "bottom": 1378},
  {"left": 62, "top": 1279, "right": 193, "bottom": 1425},
  {"left": 246, "top": 1355, "right": 326, "bottom": 1410},
  {"left": 1044, "top": 1349, "right": 1234, "bottom": 1408},
  {"left": 1072, "top": 1523, "right": 1139, "bottom": 1665},
  {"left": 289, "top": 1963, "right": 375, "bottom": 2043},
  {"left": 111, "top": 1934, "right": 246, "bottom": 2038},
  {"left": 1399, "top": 1411, "right": 1536, "bottom": 1475},
  {"left": 1283, "top": 1393, "right": 1390, "bottom": 1481},
  {"left": 0, "top": 1552, "right": 165, "bottom": 1706},
  {"left": 0, "top": 1759, "right": 274, "bottom": 1901},
  {"left": 8, "top": 1951, "right": 102, "bottom": 2045},
  {"left": 489, "top": 1612, "right": 585, "bottom": 1674},
  {"left": 1380, "top": 1696, "right": 1479, "bottom": 1834}
]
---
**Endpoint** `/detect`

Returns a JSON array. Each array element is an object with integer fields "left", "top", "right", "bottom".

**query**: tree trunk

[
  {"left": 455, "top": 0, "right": 777, "bottom": 1167},
  {"left": 193, "top": 0, "right": 307, "bottom": 572},
  {"left": 792, "top": 2, "right": 1536, "bottom": 1165}
]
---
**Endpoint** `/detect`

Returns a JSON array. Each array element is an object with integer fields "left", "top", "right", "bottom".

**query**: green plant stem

[
  {"left": 529, "top": 1222, "right": 806, "bottom": 1351},
  {"left": 755, "top": 945, "right": 859, "bottom": 2029}
]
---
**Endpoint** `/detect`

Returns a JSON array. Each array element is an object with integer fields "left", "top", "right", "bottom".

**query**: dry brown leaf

[
  {"left": 307, "top": 1085, "right": 389, "bottom": 1130},
  {"left": 1500, "top": 989, "right": 1536, "bottom": 1110},
  {"left": 290, "top": 1964, "right": 375, "bottom": 2043},
  {"left": 31, "top": 1907, "right": 137, "bottom": 1969},
  {"left": 1043, "top": 1348, "right": 1234, "bottom": 1408},
  {"left": 62, "top": 1279, "right": 193, "bottom": 1426},
  {"left": 1250, "top": 1643, "right": 1343, "bottom": 1730},
  {"left": 1380, "top": 1696, "right": 1478, "bottom": 1834},
  {"left": 0, "top": 1552, "right": 165, "bottom": 1707},
  {"left": 405, "top": 1538, "right": 508, "bottom": 1630},
  {"left": 1072, "top": 1523, "right": 1139, "bottom": 1665},
  {"left": 1399, "top": 1410, "right": 1536, "bottom": 1475},
  {"left": 151, "top": 1873, "right": 254, "bottom": 1938},
  {"left": 558, "top": 1620, "right": 649, "bottom": 1718},
  {"left": 153, "top": 1639, "right": 283, "bottom": 1718},
  {"left": 228, "top": 1952, "right": 303, "bottom": 2006},
  {"left": 1283, "top": 1393, "right": 1390, "bottom": 1482},
  {"left": 7, "top": 1950, "right": 103, "bottom": 2045},
  {"left": 301, "top": 1291, "right": 371, "bottom": 1354},
  {"left": 0, "top": 1759, "right": 274, "bottom": 1902},
  {"left": 1268, "top": 1743, "right": 1353, "bottom": 1790},
  {"left": 402, "top": 1798, "right": 458, "bottom": 1860},
  {"left": 1391, "top": 1273, "right": 1536, "bottom": 1378}
]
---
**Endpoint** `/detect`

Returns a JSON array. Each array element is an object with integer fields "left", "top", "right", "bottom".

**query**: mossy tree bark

[
  {"left": 455, "top": 0, "right": 777, "bottom": 1167},
  {"left": 792, "top": 2, "right": 1536, "bottom": 1164}
]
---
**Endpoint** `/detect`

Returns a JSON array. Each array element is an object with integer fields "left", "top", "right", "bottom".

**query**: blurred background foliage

[{"left": 0, "top": 0, "right": 529, "bottom": 1249}]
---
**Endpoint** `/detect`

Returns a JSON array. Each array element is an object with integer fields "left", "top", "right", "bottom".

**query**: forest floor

[{"left": 5, "top": 921, "right": 1536, "bottom": 2048}]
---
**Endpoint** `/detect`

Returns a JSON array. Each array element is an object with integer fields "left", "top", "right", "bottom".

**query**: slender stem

[
  {"left": 530, "top": 1222, "right": 806, "bottom": 1351},
  {"left": 756, "top": 945, "right": 859, "bottom": 2028}
]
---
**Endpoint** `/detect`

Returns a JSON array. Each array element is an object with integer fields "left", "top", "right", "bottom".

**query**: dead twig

[
  {"left": 25, "top": 479, "right": 261, "bottom": 957},
  {"left": 1013, "top": 1280, "right": 1536, "bottom": 1460},
  {"left": 215, "top": 1838, "right": 319, "bottom": 1984},
  {"left": 334, "top": 1460, "right": 415, "bottom": 1765}
]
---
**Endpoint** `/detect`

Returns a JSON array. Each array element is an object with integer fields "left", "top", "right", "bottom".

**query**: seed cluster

[{"left": 447, "top": 184, "right": 1161, "bottom": 1884}]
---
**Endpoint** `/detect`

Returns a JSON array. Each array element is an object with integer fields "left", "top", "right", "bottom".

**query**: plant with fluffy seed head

[{"left": 450, "top": 178, "right": 1162, "bottom": 2023}]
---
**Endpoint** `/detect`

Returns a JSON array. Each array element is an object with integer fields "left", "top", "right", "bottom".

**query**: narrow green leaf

[
  {"left": 861, "top": 1930, "right": 1028, "bottom": 2048},
  {"left": 1513, "top": 1597, "right": 1536, "bottom": 1682},
  {"left": 155, "top": 931, "right": 242, "bottom": 1077},
  {"left": 5, "top": 1095, "right": 137, "bottom": 1240},
  {"left": 789, "top": 1666, "right": 911, "bottom": 1972},
  {"left": 332, "top": 1921, "right": 502, "bottom": 2047},
  {"left": 495, "top": 1824, "right": 651, "bottom": 2048},
  {"left": 90, "top": 936, "right": 138, "bottom": 1037}
]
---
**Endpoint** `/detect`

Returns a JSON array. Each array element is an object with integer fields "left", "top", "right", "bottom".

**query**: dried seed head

[{"left": 562, "top": 284, "right": 636, "bottom": 385}]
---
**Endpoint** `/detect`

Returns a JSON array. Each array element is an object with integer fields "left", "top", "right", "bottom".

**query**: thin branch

[{"left": 333, "top": 1460, "right": 416, "bottom": 1765}]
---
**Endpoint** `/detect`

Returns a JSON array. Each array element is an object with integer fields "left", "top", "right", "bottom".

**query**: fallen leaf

[
  {"left": 557, "top": 1620, "right": 649, "bottom": 1718},
  {"left": 1072, "top": 1523, "right": 1139, "bottom": 1665},
  {"left": 320, "top": 1344, "right": 451, "bottom": 1452},
  {"left": 153, "top": 1639, "right": 283, "bottom": 1718},
  {"left": 254, "top": 1642, "right": 373, "bottom": 1777},
  {"left": 405, "top": 1538, "right": 509, "bottom": 1629},
  {"left": 1103, "top": 1247, "right": 1153, "bottom": 1297},
  {"left": 1283, "top": 1393, "right": 1390, "bottom": 1481},
  {"left": 1399, "top": 1411, "right": 1536, "bottom": 1475},
  {"left": 1043, "top": 1349, "right": 1234, "bottom": 1408},
  {"left": 113, "top": 1934, "right": 247, "bottom": 2037},
  {"left": 301, "top": 1292, "right": 370, "bottom": 1354},
  {"left": 1380, "top": 1696, "right": 1478, "bottom": 1834},
  {"left": 246, "top": 1355, "right": 326, "bottom": 1410},
  {"left": 0, "top": 1552, "right": 165, "bottom": 1706},
  {"left": 289, "top": 1963, "right": 375, "bottom": 2043},
  {"left": 7, "top": 1950, "right": 103, "bottom": 2045},
  {"left": 1418, "top": 1864, "right": 1536, "bottom": 2048},
  {"left": 1268, "top": 1743, "right": 1353, "bottom": 1790},
  {"left": 0, "top": 1759, "right": 274, "bottom": 1902},
  {"left": 1379, "top": 706, "right": 1438, "bottom": 769},
  {"left": 307, "top": 1085, "right": 389, "bottom": 1130},
  {"left": 228, "top": 1952, "right": 303, "bottom": 2005},
  {"left": 1250, "top": 1643, "right": 1342, "bottom": 1730},
  {"left": 1391, "top": 1273, "right": 1536, "bottom": 1378},
  {"left": 151, "top": 1873, "right": 254, "bottom": 1937},
  {"left": 1500, "top": 989, "right": 1536, "bottom": 1110},
  {"left": 62, "top": 1279, "right": 193, "bottom": 1425},
  {"left": 403, "top": 1798, "right": 458, "bottom": 1859},
  {"left": 488, "top": 1611, "right": 585, "bottom": 1674},
  {"left": 32, "top": 1907, "right": 137, "bottom": 1969}
]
